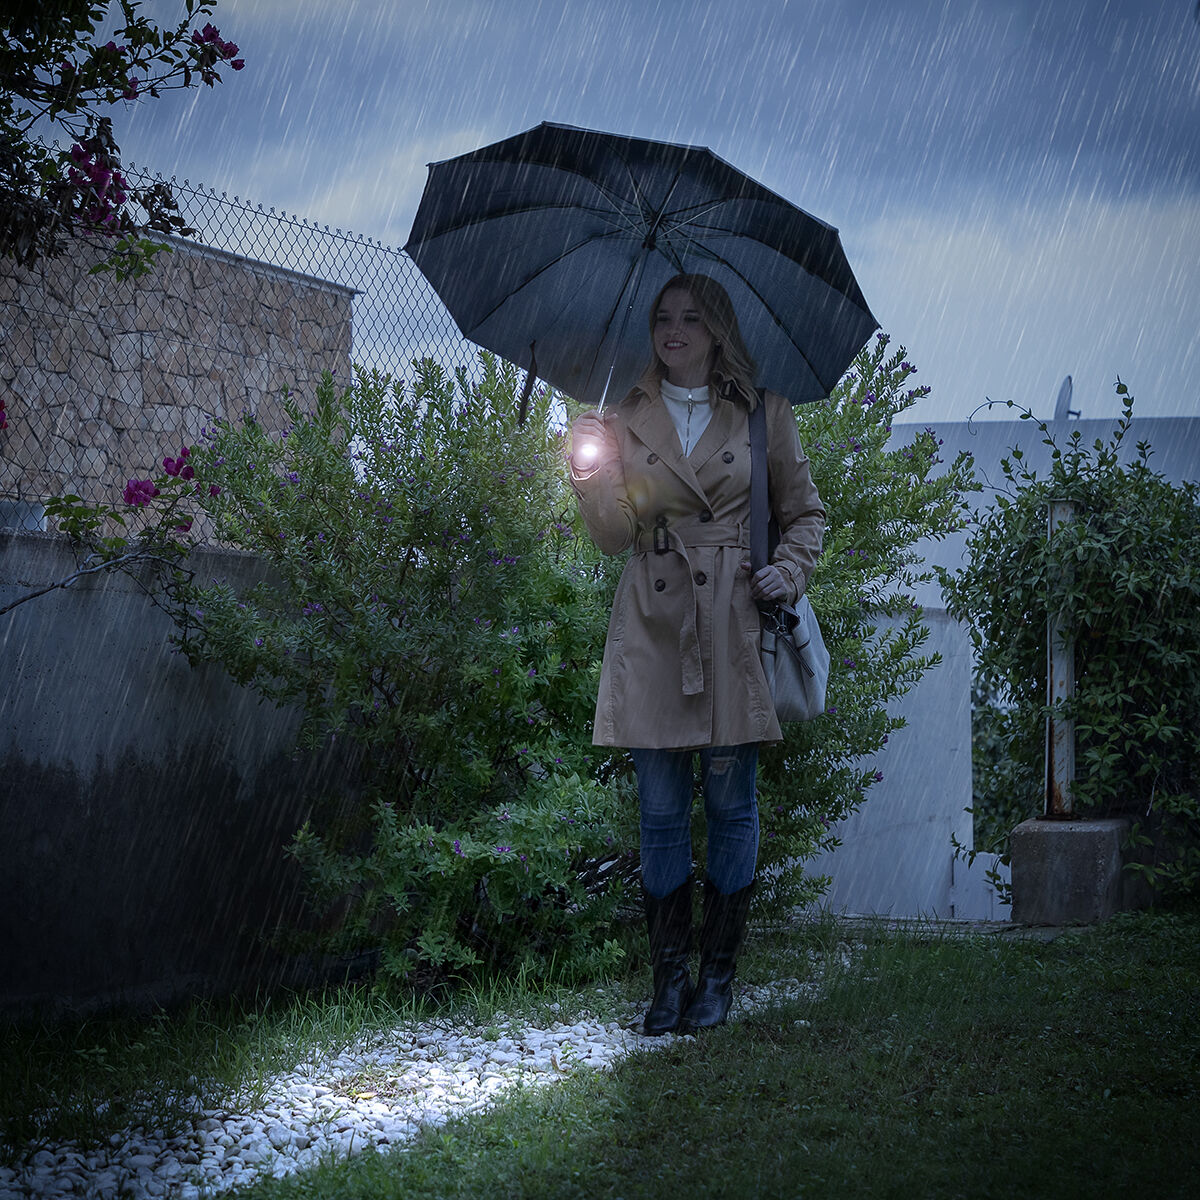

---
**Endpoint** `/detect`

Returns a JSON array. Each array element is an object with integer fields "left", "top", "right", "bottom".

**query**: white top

[{"left": 659, "top": 378, "right": 713, "bottom": 456}]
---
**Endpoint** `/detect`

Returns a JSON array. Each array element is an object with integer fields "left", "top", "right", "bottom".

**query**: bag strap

[{"left": 747, "top": 390, "right": 779, "bottom": 614}]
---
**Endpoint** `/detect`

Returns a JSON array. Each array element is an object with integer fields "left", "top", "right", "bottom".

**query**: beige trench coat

[{"left": 571, "top": 376, "right": 826, "bottom": 750}]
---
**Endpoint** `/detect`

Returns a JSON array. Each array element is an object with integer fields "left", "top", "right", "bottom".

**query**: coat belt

[{"left": 633, "top": 519, "right": 748, "bottom": 697}]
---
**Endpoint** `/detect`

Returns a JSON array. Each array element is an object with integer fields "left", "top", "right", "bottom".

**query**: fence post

[{"left": 1044, "top": 498, "right": 1076, "bottom": 817}]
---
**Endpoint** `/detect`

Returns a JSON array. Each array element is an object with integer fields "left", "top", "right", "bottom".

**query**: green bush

[
  {"left": 750, "top": 333, "right": 978, "bottom": 911},
  {"left": 941, "top": 384, "right": 1200, "bottom": 896},
  {"left": 37, "top": 336, "right": 975, "bottom": 985},
  {"left": 172, "top": 358, "right": 637, "bottom": 985}
]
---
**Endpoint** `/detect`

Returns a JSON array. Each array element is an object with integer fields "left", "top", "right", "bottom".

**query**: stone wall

[{"left": 0, "top": 237, "right": 354, "bottom": 525}]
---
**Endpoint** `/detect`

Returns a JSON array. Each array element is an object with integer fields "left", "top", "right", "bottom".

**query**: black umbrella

[{"left": 404, "top": 122, "right": 878, "bottom": 413}]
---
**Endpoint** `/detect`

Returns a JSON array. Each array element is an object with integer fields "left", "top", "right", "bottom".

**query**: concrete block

[{"left": 1010, "top": 817, "right": 1132, "bottom": 925}]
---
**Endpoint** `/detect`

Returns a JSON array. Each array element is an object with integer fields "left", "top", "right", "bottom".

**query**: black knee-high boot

[
  {"left": 679, "top": 877, "right": 753, "bottom": 1032},
  {"left": 642, "top": 877, "right": 694, "bottom": 1036}
]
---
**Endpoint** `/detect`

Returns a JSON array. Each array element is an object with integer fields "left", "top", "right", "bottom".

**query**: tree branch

[{"left": 0, "top": 547, "right": 172, "bottom": 617}]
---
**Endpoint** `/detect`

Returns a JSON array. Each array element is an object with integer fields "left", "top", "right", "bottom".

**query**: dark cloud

[{"left": 114, "top": 0, "right": 1197, "bottom": 419}]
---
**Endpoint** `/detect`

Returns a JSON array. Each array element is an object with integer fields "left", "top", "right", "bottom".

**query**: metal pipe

[{"left": 1044, "top": 498, "right": 1076, "bottom": 817}]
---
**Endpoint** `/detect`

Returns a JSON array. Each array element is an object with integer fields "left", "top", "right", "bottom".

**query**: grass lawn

[
  {"left": 229, "top": 906, "right": 1200, "bottom": 1199},
  {"left": 4, "top": 905, "right": 1198, "bottom": 1199}
]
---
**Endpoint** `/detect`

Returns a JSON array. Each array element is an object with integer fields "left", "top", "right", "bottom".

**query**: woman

[{"left": 569, "top": 274, "right": 825, "bottom": 1035}]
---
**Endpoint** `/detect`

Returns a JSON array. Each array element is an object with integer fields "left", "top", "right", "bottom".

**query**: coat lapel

[
  {"left": 624, "top": 385, "right": 711, "bottom": 510},
  {"left": 688, "top": 396, "right": 738, "bottom": 474}
]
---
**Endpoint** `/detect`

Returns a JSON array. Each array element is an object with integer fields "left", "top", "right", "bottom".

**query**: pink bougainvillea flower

[{"left": 122, "top": 479, "right": 159, "bottom": 507}]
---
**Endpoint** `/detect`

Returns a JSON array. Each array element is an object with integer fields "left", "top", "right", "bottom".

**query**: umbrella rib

[
  {"left": 411, "top": 198, "right": 644, "bottom": 245},
  {"left": 654, "top": 197, "right": 735, "bottom": 242},
  {"left": 589, "top": 132, "right": 660, "bottom": 238},
  {"left": 669, "top": 212, "right": 863, "bottom": 301},
  {"left": 423, "top": 141, "right": 655, "bottom": 243},
  {"left": 461, "top": 226, "right": 635, "bottom": 332},
  {"left": 664, "top": 225, "right": 829, "bottom": 387}
]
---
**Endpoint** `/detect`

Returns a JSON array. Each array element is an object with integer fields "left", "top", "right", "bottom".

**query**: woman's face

[{"left": 653, "top": 287, "right": 716, "bottom": 388}]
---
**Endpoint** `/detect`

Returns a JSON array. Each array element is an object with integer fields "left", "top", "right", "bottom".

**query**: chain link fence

[{"left": 0, "top": 162, "right": 478, "bottom": 537}]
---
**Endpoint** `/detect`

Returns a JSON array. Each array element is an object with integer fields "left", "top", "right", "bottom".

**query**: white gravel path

[{"left": 0, "top": 962, "right": 844, "bottom": 1200}]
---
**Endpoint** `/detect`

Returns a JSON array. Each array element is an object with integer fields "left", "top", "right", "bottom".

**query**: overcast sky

[{"left": 117, "top": 0, "right": 1200, "bottom": 424}]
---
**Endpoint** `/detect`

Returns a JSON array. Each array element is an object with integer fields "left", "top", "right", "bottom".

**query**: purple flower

[
  {"left": 209, "top": 484, "right": 221, "bottom": 497},
  {"left": 122, "top": 478, "right": 159, "bottom": 507}
]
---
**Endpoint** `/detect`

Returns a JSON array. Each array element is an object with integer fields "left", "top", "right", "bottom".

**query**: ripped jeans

[{"left": 631, "top": 744, "right": 760, "bottom": 898}]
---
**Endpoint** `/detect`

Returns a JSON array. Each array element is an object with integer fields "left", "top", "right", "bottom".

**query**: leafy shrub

[
  {"left": 171, "top": 358, "right": 637, "bottom": 985},
  {"left": 34, "top": 336, "right": 977, "bottom": 984},
  {"left": 941, "top": 384, "right": 1200, "bottom": 896},
  {"left": 965, "top": 679, "right": 1040, "bottom": 864},
  {"left": 751, "top": 333, "right": 978, "bottom": 911}
]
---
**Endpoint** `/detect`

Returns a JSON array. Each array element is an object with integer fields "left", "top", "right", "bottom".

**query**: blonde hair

[{"left": 644, "top": 273, "right": 759, "bottom": 409}]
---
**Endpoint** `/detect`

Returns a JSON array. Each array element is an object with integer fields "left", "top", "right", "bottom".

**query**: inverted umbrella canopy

[{"left": 404, "top": 122, "right": 878, "bottom": 409}]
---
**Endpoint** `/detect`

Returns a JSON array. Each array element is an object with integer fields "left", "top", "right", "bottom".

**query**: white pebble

[{"left": 4, "top": 961, "right": 841, "bottom": 1197}]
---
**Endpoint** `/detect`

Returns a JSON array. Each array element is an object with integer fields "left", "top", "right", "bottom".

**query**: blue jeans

[{"left": 631, "top": 744, "right": 760, "bottom": 898}]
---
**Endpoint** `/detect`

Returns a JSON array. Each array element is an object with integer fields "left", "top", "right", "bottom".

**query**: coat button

[
  {"left": 654, "top": 579, "right": 666, "bottom": 592},
  {"left": 694, "top": 571, "right": 707, "bottom": 585},
  {"left": 647, "top": 453, "right": 659, "bottom": 464},
  {"left": 722, "top": 451, "right": 735, "bottom": 463},
  {"left": 699, "top": 510, "right": 712, "bottom": 522}
]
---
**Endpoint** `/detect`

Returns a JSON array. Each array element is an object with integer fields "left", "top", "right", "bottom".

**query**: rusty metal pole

[{"left": 1044, "top": 498, "right": 1076, "bottom": 817}]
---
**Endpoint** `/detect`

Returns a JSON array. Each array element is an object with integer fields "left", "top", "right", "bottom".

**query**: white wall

[{"left": 805, "top": 609, "right": 1010, "bottom": 920}]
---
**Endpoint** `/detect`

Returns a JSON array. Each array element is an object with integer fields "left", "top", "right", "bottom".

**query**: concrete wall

[
  {"left": 807, "top": 413, "right": 1200, "bottom": 921},
  {"left": 0, "top": 236, "right": 354, "bottom": 523},
  {"left": 0, "top": 531, "right": 360, "bottom": 1018},
  {"left": 806, "top": 610, "right": 1009, "bottom": 921}
]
